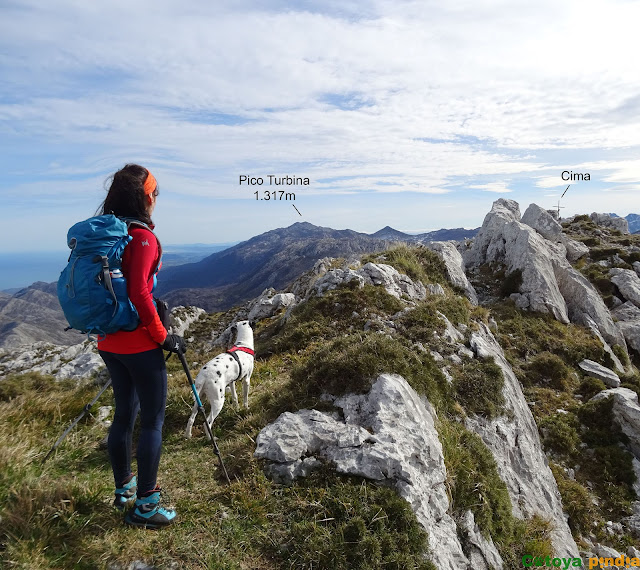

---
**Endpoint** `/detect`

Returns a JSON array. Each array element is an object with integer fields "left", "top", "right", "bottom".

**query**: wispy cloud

[{"left": 1, "top": 0, "right": 639, "bottom": 248}]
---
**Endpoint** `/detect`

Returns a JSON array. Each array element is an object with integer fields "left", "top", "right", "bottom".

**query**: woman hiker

[{"left": 97, "top": 164, "right": 185, "bottom": 529}]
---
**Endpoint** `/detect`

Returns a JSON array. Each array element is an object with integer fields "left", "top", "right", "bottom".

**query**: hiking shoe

[
  {"left": 113, "top": 475, "right": 137, "bottom": 510},
  {"left": 124, "top": 488, "right": 176, "bottom": 529}
]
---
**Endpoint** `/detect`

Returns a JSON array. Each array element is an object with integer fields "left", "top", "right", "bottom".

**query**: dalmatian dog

[{"left": 185, "top": 320, "right": 255, "bottom": 439}]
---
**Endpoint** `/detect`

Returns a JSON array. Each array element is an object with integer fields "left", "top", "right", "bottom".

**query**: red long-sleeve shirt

[{"left": 97, "top": 226, "right": 167, "bottom": 354}]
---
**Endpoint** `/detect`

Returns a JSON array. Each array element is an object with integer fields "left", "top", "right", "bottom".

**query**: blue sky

[{"left": 1, "top": 0, "right": 639, "bottom": 252}]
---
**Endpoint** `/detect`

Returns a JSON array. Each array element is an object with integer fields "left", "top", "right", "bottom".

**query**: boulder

[
  {"left": 578, "top": 360, "right": 621, "bottom": 388},
  {"left": 610, "top": 268, "right": 640, "bottom": 308},
  {"left": 247, "top": 289, "right": 296, "bottom": 321},
  {"left": 255, "top": 374, "right": 474, "bottom": 570},
  {"left": 634, "top": 261, "right": 640, "bottom": 277},
  {"left": 592, "top": 388, "right": 640, "bottom": 460},
  {"left": 591, "top": 213, "right": 629, "bottom": 234},
  {"left": 522, "top": 203, "right": 563, "bottom": 242},
  {"left": 425, "top": 241, "right": 478, "bottom": 305}
]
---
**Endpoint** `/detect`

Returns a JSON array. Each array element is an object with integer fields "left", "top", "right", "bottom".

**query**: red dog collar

[{"left": 227, "top": 346, "right": 255, "bottom": 356}]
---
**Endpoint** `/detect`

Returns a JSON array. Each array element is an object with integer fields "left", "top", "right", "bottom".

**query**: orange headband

[{"left": 143, "top": 171, "right": 157, "bottom": 195}]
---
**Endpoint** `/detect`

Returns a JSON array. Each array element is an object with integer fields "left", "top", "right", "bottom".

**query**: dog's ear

[{"left": 249, "top": 320, "right": 256, "bottom": 329}]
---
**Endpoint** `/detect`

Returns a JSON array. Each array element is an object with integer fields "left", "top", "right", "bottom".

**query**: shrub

[
  {"left": 523, "top": 352, "right": 572, "bottom": 391},
  {"left": 451, "top": 360, "right": 505, "bottom": 418},
  {"left": 539, "top": 414, "right": 580, "bottom": 456},
  {"left": 577, "top": 377, "right": 606, "bottom": 401}
]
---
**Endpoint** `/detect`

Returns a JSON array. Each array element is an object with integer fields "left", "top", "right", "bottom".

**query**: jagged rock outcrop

[
  {"left": 255, "top": 374, "right": 493, "bottom": 570},
  {"left": 612, "top": 302, "right": 640, "bottom": 355},
  {"left": 521, "top": 204, "right": 589, "bottom": 262},
  {"left": 467, "top": 323, "right": 578, "bottom": 558},
  {"left": 307, "top": 262, "right": 427, "bottom": 302},
  {"left": 169, "top": 306, "right": 206, "bottom": 336},
  {"left": 247, "top": 289, "right": 296, "bottom": 321},
  {"left": 0, "top": 340, "right": 104, "bottom": 380},
  {"left": 425, "top": 241, "right": 478, "bottom": 304},
  {"left": 465, "top": 199, "right": 625, "bottom": 348},
  {"left": 592, "top": 388, "right": 640, "bottom": 460},
  {"left": 610, "top": 268, "right": 640, "bottom": 308},
  {"left": 591, "top": 213, "right": 629, "bottom": 234},
  {"left": 578, "top": 359, "right": 621, "bottom": 388}
]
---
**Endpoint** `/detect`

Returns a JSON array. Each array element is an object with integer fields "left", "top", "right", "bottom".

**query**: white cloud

[{"left": 1, "top": 0, "right": 639, "bottom": 248}]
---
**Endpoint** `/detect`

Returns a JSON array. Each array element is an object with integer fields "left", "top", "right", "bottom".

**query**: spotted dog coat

[{"left": 184, "top": 321, "right": 255, "bottom": 439}]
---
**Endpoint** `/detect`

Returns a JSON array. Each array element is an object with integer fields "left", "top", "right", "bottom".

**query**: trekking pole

[
  {"left": 42, "top": 378, "right": 113, "bottom": 464},
  {"left": 176, "top": 349, "right": 231, "bottom": 485}
]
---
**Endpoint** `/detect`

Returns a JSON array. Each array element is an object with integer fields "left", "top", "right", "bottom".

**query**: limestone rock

[
  {"left": 591, "top": 213, "right": 629, "bottom": 234},
  {"left": 458, "top": 510, "right": 504, "bottom": 570},
  {"left": 612, "top": 302, "right": 640, "bottom": 355},
  {"left": 255, "top": 374, "right": 470, "bottom": 570},
  {"left": 465, "top": 199, "right": 625, "bottom": 348},
  {"left": 592, "top": 388, "right": 640, "bottom": 460},
  {"left": 464, "top": 323, "right": 579, "bottom": 558},
  {"left": 610, "top": 268, "right": 640, "bottom": 308},
  {"left": 522, "top": 203, "right": 563, "bottom": 242},
  {"left": 309, "top": 262, "right": 426, "bottom": 301},
  {"left": 634, "top": 261, "right": 640, "bottom": 277},
  {"left": 247, "top": 289, "right": 296, "bottom": 321},
  {"left": 0, "top": 340, "right": 104, "bottom": 380},
  {"left": 169, "top": 306, "right": 206, "bottom": 336},
  {"left": 425, "top": 241, "right": 479, "bottom": 305},
  {"left": 563, "top": 238, "right": 590, "bottom": 262},
  {"left": 578, "top": 360, "right": 621, "bottom": 388}
]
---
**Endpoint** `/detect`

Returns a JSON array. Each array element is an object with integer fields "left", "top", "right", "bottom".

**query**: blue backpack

[{"left": 57, "top": 215, "right": 160, "bottom": 337}]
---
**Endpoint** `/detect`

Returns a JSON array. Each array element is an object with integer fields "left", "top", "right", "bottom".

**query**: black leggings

[{"left": 99, "top": 348, "right": 167, "bottom": 494}]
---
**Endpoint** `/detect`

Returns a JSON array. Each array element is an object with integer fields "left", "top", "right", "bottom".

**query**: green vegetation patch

[
  {"left": 550, "top": 463, "right": 599, "bottom": 536},
  {"left": 490, "top": 303, "right": 606, "bottom": 371},
  {"left": 539, "top": 413, "right": 580, "bottom": 456},
  {"left": 399, "top": 294, "right": 472, "bottom": 342},
  {"left": 522, "top": 351, "right": 573, "bottom": 391},
  {"left": 362, "top": 243, "right": 449, "bottom": 287},
  {"left": 451, "top": 359, "right": 505, "bottom": 419},
  {"left": 291, "top": 332, "right": 451, "bottom": 410},
  {"left": 439, "top": 419, "right": 513, "bottom": 542},
  {"left": 258, "top": 470, "right": 434, "bottom": 569},
  {"left": 257, "top": 282, "right": 404, "bottom": 355}
]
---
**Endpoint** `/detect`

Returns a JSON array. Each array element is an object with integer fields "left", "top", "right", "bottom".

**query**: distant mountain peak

[{"left": 370, "top": 226, "right": 410, "bottom": 239}]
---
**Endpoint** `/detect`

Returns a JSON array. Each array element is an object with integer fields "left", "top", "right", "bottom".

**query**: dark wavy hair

[{"left": 97, "top": 163, "right": 158, "bottom": 226}]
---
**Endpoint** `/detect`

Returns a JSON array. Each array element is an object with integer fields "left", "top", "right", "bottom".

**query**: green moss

[
  {"left": 291, "top": 332, "right": 451, "bottom": 410},
  {"left": 451, "top": 360, "right": 505, "bottom": 418}
]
